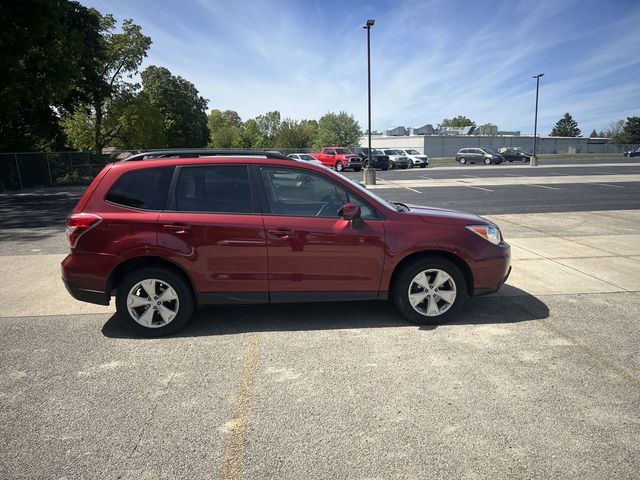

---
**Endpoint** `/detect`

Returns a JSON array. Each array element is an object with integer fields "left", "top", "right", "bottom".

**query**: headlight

[{"left": 466, "top": 224, "right": 501, "bottom": 245}]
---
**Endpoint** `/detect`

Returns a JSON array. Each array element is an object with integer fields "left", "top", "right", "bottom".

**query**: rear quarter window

[{"left": 106, "top": 167, "right": 173, "bottom": 210}]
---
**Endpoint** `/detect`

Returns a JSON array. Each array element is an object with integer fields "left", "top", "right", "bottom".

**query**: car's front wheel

[
  {"left": 392, "top": 256, "right": 467, "bottom": 325},
  {"left": 459, "top": 157, "right": 467, "bottom": 164},
  {"left": 484, "top": 157, "right": 491, "bottom": 165},
  {"left": 116, "top": 267, "right": 195, "bottom": 337}
]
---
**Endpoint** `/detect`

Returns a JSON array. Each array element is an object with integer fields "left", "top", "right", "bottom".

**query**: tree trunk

[{"left": 94, "top": 101, "right": 103, "bottom": 153}]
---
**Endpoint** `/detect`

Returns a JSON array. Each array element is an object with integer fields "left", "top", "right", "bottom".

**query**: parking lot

[{"left": 1, "top": 157, "right": 639, "bottom": 479}]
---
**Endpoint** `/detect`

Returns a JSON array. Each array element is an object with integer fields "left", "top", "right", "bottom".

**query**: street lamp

[
  {"left": 531, "top": 73, "right": 544, "bottom": 166},
  {"left": 363, "top": 19, "right": 376, "bottom": 185}
]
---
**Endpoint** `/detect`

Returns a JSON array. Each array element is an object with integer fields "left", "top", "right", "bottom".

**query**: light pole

[
  {"left": 363, "top": 19, "right": 376, "bottom": 185},
  {"left": 531, "top": 73, "right": 544, "bottom": 166}
]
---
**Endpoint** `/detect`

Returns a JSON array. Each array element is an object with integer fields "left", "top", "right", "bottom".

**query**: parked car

[
  {"left": 623, "top": 148, "right": 640, "bottom": 158},
  {"left": 397, "top": 149, "right": 429, "bottom": 168},
  {"left": 383, "top": 149, "right": 411, "bottom": 169},
  {"left": 287, "top": 153, "right": 323, "bottom": 164},
  {"left": 455, "top": 148, "right": 504, "bottom": 165},
  {"left": 498, "top": 147, "right": 531, "bottom": 162},
  {"left": 61, "top": 149, "right": 511, "bottom": 336},
  {"left": 311, "top": 147, "right": 362, "bottom": 172},
  {"left": 349, "top": 147, "right": 391, "bottom": 170}
]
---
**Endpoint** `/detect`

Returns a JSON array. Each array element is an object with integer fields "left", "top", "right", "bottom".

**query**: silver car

[
  {"left": 383, "top": 149, "right": 411, "bottom": 169},
  {"left": 287, "top": 153, "right": 323, "bottom": 165}
]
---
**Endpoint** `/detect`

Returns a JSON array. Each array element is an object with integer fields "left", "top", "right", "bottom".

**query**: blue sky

[{"left": 81, "top": 0, "right": 640, "bottom": 134}]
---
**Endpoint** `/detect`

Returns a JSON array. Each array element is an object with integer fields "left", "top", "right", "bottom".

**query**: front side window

[
  {"left": 325, "top": 149, "right": 335, "bottom": 155},
  {"left": 106, "top": 167, "right": 173, "bottom": 210},
  {"left": 335, "top": 148, "right": 351, "bottom": 154},
  {"left": 174, "top": 165, "right": 253, "bottom": 213},
  {"left": 260, "top": 167, "right": 376, "bottom": 219}
]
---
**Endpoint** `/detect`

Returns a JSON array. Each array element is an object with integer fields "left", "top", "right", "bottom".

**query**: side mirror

[{"left": 339, "top": 202, "right": 361, "bottom": 221}]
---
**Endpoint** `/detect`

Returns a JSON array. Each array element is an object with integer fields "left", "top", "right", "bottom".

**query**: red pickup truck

[{"left": 311, "top": 147, "right": 363, "bottom": 172}]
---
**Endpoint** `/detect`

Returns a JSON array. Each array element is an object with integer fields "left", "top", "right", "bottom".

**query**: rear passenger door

[{"left": 158, "top": 164, "right": 269, "bottom": 303}]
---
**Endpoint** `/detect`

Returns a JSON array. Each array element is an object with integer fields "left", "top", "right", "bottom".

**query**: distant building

[
  {"left": 414, "top": 124, "right": 436, "bottom": 135},
  {"left": 385, "top": 126, "right": 408, "bottom": 136},
  {"left": 476, "top": 124, "right": 498, "bottom": 135},
  {"left": 497, "top": 130, "right": 521, "bottom": 136}
]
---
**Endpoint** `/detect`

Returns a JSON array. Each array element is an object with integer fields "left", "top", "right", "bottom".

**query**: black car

[
  {"left": 498, "top": 147, "right": 531, "bottom": 162},
  {"left": 350, "top": 147, "right": 391, "bottom": 170},
  {"left": 624, "top": 148, "right": 640, "bottom": 158},
  {"left": 455, "top": 148, "right": 504, "bottom": 165}
]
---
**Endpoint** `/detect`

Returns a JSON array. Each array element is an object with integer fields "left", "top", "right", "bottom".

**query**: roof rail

[{"left": 121, "top": 149, "right": 290, "bottom": 162}]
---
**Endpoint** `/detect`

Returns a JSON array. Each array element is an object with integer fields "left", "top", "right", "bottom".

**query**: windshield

[
  {"left": 406, "top": 149, "right": 420, "bottom": 155},
  {"left": 335, "top": 148, "right": 351, "bottom": 154},
  {"left": 484, "top": 148, "right": 498, "bottom": 155},
  {"left": 300, "top": 154, "right": 316, "bottom": 161},
  {"left": 323, "top": 168, "right": 397, "bottom": 212},
  {"left": 383, "top": 150, "right": 396, "bottom": 155}
]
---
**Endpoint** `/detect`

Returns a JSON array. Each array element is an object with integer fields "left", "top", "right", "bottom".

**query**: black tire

[
  {"left": 484, "top": 157, "right": 491, "bottom": 165},
  {"left": 335, "top": 161, "right": 344, "bottom": 172},
  {"left": 382, "top": 166, "right": 389, "bottom": 171},
  {"left": 459, "top": 157, "right": 467, "bottom": 164},
  {"left": 392, "top": 256, "right": 467, "bottom": 325},
  {"left": 353, "top": 167, "right": 362, "bottom": 172},
  {"left": 116, "top": 267, "right": 195, "bottom": 337},
  {"left": 420, "top": 164, "right": 427, "bottom": 168}
]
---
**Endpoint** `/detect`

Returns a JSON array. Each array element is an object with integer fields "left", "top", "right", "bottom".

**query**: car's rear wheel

[
  {"left": 392, "top": 257, "right": 467, "bottom": 325},
  {"left": 116, "top": 267, "right": 194, "bottom": 337},
  {"left": 335, "top": 161, "right": 344, "bottom": 172},
  {"left": 459, "top": 157, "right": 467, "bottom": 164}
]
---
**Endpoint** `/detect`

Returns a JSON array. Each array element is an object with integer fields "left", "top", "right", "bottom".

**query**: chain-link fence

[
  {"left": 0, "top": 149, "right": 324, "bottom": 191},
  {"left": 0, "top": 152, "right": 115, "bottom": 191}
]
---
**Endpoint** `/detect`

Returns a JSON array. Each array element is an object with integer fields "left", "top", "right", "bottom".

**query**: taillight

[{"left": 66, "top": 213, "right": 102, "bottom": 248}]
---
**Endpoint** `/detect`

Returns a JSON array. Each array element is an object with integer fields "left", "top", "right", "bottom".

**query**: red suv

[{"left": 62, "top": 150, "right": 511, "bottom": 336}]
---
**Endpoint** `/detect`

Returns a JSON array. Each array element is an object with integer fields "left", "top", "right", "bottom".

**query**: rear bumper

[{"left": 63, "top": 278, "right": 110, "bottom": 306}]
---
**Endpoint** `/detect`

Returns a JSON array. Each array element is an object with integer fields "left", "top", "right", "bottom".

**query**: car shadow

[
  {"left": 0, "top": 187, "right": 84, "bottom": 229},
  {"left": 101, "top": 285, "right": 549, "bottom": 339}
]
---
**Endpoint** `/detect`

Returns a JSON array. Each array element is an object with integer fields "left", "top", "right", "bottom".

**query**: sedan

[
  {"left": 624, "top": 148, "right": 640, "bottom": 158},
  {"left": 498, "top": 147, "right": 531, "bottom": 162}
]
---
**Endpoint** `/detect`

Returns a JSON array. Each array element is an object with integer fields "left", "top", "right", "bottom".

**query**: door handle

[
  {"left": 163, "top": 224, "right": 190, "bottom": 234},
  {"left": 267, "top": 229, "right": 293, "bottom": 240}
]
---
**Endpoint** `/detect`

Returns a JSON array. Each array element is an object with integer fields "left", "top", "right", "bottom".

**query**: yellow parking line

[{"left": 219, "top": 332, "right": 263, "bottom": 480}]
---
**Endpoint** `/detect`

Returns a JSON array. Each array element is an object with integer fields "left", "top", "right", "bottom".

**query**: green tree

[
  {"left": 550, "top": 113, "right": 581, "bottom": 137},
  {"left": 601, "top": 119, "right": 624, "bottom": 142},
  {"left": 0, "top": 0, "right": 104, "bottom": 151},
  {"left": 62, "top": 91, "right": 166, "bottom": 149},
  {"left": 141, "top": 66, "right": 209, "bottom": 147},
  {"left": 620, "top": 116, "right": 640, "bottom": 144},
  {"left": 589, "top": 129, "right": 598, "bottom": 138},
  {"left": 236, "top": 119, "right": 263, "bottom": 148},
  {"left": 255, "top": 111, "right": 282, "bottom": 148},
  {"left": 276, "top": 118, "right": 316, "bottom": 149},
  {"left": 314, "top": 112, "right": 361, "bottom": 149},
  {"left": 88, "top": 14, "right": 152, "bottom": 151},
  {"left": 441, "top": 116, "right": 475, "bottom": 128},
  {"left": 208, "top": 110, "right": 242, "bottom": 148}
]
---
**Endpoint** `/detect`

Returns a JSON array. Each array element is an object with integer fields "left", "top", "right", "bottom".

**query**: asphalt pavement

[{"left": 1, "top": 156, "right": 639, "bottom": 479}]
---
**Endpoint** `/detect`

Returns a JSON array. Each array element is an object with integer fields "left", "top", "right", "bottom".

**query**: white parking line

[
  {"left": 466, "top": 186, "right": 494, "bottom": 192},
  {"left": 528, "top": 184, "right": 561, "bottom": 190},
  {"left": 596, "top": 183, "right": 624, "bottom": 188},
  {"left": 419, "top": 176, "right": 432, "bottom": 179},
  {"left": 377, "top": 177, "right": 422, "bottom": 194}
]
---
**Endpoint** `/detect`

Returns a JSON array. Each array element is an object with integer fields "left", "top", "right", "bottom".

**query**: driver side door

[{"left": 258, "top": 166, "right": 386, "bottom": 301}]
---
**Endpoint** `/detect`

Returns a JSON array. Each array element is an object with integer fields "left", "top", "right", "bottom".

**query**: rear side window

[
  {"left": 106, "top": 167, "right": 173, "bottom": 210},
  {"left": 174, "top": 165, "right": 253, "bottom": 213}
]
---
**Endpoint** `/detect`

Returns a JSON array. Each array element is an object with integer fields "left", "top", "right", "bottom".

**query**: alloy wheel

[
  {"left": 407, "top": 269, "right": 457, "bottom": 317},
  {"left": 127, "top": 278, "right": 179, "bottom": 328}
]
